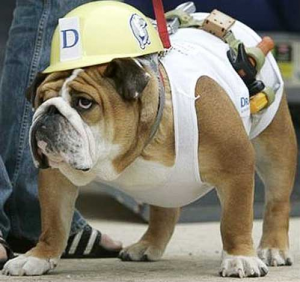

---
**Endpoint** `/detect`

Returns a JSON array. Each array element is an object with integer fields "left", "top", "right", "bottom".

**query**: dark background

[
  {"left": 1, "top": 0, "right": 300, "bottom": 69},
  {"left": 127, "top": 0, "right": 300, "bottom": 32},
  {"left": 1, "top": 0, "right": 300, "bottom": 66}
]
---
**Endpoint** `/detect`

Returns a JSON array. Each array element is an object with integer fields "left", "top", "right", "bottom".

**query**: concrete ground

[{"left": 1, "top": 187, "right": 299, "bottom": 282}]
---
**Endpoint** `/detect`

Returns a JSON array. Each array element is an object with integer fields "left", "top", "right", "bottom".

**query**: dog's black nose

[
  {"left": 81, "top": 168, "right": 90, "bottom": 172},
  {"left": 36, "top": 106, "right": 61, "bottom": 137}
]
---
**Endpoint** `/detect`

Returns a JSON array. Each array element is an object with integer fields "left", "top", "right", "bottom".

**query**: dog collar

[
  {"left": 146, "top": 65, "right": 165, "bottom": 145},
  {"left": 138, "top": 54, "right": 165, "bottom": 147}
]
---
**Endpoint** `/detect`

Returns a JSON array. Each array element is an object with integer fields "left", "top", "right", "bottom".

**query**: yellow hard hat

[{"left": 43, "top": 1, "right": 164, "bottom": 73}]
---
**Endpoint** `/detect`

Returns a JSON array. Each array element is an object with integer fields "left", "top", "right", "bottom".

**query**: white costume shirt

[{"left": 104, "top": 13, "right": 283, "bottom": 208}]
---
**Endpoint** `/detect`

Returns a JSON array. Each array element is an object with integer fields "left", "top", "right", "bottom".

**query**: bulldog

[{"left": 3, "top": 18, "right": 297, "bottom": 279}]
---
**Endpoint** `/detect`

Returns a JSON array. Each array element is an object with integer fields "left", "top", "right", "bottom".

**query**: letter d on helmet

[{"left": 43, "top": 1, "right": 164, "bottom": 73}]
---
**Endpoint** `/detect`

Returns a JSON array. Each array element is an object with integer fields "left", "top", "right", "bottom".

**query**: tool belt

[{"left": 155, "top": 2, "right": 276, "bottom": 114}]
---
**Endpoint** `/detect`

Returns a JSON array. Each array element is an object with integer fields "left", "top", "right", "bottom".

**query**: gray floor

[{"left": 0, "top": 186, "right": 299, "bottom": 282}]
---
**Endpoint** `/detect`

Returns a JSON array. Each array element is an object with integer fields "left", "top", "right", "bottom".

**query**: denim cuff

[{"left": 69, "top": 216, "right": 87, "bottom": 236}]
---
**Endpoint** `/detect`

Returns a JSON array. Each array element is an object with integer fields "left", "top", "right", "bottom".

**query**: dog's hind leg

[
  {"left": 119, "top": 206, "right": 180, "bottom": 261},
  {"left": 196, "top": 76, "right": 268, "bottom": 278},
  {"left": 252, "top": 94, "right": 297, "bottom": 266}
]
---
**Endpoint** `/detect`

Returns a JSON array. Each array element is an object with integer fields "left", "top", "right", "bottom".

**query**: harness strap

[
  {"left": 152, "top": 0, "right": 171, "bottom": 49},
  {"left": 165, "top": 9, "right": 202, "bottom": 28},
  {"left": 146, "top": 65, "right": 166, "bottom": 146}
]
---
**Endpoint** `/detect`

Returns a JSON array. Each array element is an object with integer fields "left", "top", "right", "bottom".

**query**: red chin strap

[{"left": 152, "top": 0, "right": 171, "bottom": 49}]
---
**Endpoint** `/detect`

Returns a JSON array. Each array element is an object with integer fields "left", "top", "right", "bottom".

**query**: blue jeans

[{"left": 0, "top": 0, "right": 103, "bottom": 242}]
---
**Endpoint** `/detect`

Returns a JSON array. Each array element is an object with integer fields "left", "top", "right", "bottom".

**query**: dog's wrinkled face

[{"left": 28, "top": 58, "right": 157, "bottom": 186}]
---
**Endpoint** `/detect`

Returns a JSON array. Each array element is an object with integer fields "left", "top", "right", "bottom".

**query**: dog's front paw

[
  {"left": 258, "top": 248, "right": 293, "bottom": 266},
  {"left": 220, "top": 252, "right": 268, "bottom": 278},
  {"left": 2, "top": 255, "right": 58, "bottom": 276},
  {"left": 119, "top": 240, "right": 164, "bottom": 262}
]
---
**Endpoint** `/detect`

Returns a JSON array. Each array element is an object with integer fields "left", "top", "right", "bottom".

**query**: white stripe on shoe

[
  {"left": 83, "top": 228, "right": 98, "bottom": 255},
  {"left": 68, "top": 229, "right": 83, "bottom": 255}
]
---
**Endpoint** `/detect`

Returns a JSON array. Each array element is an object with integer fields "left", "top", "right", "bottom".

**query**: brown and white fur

[{"left": 3, "top": 57, "right": 297, "bottom": 277}]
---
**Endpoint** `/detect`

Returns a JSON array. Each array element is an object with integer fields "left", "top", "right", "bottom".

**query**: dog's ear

[
  {"left": 26, "top": 72, "right": 47, "bottom": 108},
  {"left": 104, "top": 58, "right": 151, "bottom": 100}
]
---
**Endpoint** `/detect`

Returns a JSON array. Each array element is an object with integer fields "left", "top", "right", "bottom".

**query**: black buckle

[{"left": 227, "top": 43, "right": 264, "bottom": 96}]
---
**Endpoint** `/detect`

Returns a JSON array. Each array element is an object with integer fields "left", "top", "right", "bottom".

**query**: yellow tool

[
  {"left": 248, "top": 37, "right": 275, "bottom": 113},
  {"left": 250, "top": 93, "right": 268, "bottom": 114},
  {"left": 227, "top": 34, "right": 275, "bottom": 114}
]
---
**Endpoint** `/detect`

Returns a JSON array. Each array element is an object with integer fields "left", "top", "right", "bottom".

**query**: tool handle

[
  {"left": 248, "top": 36, "right": 275, "bottom": 68},
  {"left": 250, "top": 93, "right": 268, "bottom": 114},
  {"left": 257, "top": 36, "right": 275, "bottom": 56}
]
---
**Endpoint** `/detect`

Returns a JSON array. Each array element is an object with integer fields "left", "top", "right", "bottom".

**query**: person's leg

[
  {"left": 0, "top": 156, "right": 13, "bottom": 263},
  {"left": 0, "top": 0, "right": 121, "bottom": 262}
]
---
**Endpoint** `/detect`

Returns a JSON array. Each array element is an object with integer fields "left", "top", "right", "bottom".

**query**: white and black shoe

[
  {"left": 0, "top": 236, "right": 15, "bottom": 270},
  {"left": 62, "top": 225, "right": 121, "bottom": 259},
  {"left": 6, "top": 224, "right": 121, "bottom": 260}
]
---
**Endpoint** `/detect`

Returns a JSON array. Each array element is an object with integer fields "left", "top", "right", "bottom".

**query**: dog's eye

[{"left": 77, "top": 98, "right": 93, "bottom": 110}]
